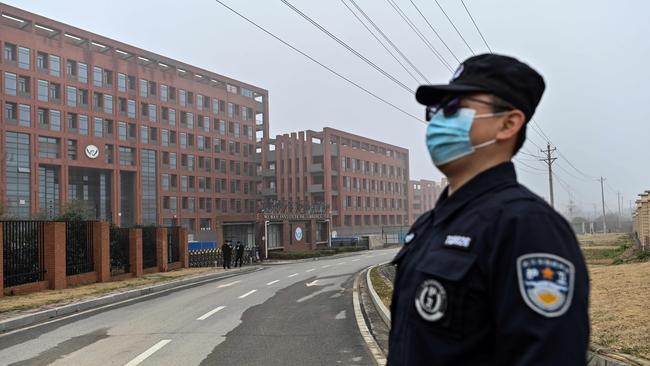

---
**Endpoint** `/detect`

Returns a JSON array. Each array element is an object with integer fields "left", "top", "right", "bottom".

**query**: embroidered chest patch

[
  {"left": 516, "top": 253, "right": 575, "bottom": 318},
  {"left": 444, "top": 235, "right": 472, "bottom": 249}
]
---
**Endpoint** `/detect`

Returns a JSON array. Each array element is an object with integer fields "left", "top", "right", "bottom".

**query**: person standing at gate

[
  {"left": 235, "top": 241, "right": 245, "bottom": 268},
  {"left": 222, "top": 241, "right": 232, "bottom": 269}
]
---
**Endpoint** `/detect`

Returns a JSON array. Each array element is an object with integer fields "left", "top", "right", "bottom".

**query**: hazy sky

[{"left": 6, "top": 0, "right": 649, "bottom": 219}]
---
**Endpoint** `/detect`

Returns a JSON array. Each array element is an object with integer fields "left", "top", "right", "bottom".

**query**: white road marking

[
  {"left": 217, "top": 280, "right": 241, "bottom": 288},
  {"left": 306, "top": 280, "right": 319, "bottom": 287},
  {"left": 238, "top": 290, "right": 257, "bottom": 299},
  {"left": 288, "top": 273, "right": 299, "bottom": 278},
  {"left": 306, "top": 268, "right": 315, "bottom": 272},
  {"left": 266, "top": 280, "right": 280, "bottom": 285},
  {"left": 196, "top": 306, "right": 226, "bottom": 320},
  {"left": 335, "top": 310, "right": 347, "bottom": 320},
  {"left": 337, "top": 262, "right": 347, "bottom": 265},
  {"left": 124, "top": 339, "right": 171, "bottom": 366},
  {"left": 351, "top": 259, "right": 360, "bottom": 262},
  {"left": 321, "top": 265, "right": 331, "bottom": 268}
]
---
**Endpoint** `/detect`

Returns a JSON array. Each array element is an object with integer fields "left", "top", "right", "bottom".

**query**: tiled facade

[
  {"left": 0, "top": 4, "right": 269, "bottom": 243},
  {"left": 261, "top": 128, "right": 411, "bottom": 234},
  {"left": 409, "top": 179, "right": 444, "bottom": 220}
]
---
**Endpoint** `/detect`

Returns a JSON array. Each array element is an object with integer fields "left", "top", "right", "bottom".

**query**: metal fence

[
  {"left": 167, "top": 227, "right": 180, "bottom": 263},
  {"left": 141, "top": 227, "right": 157, "bottom": 269},
  {"left": 381, "top": 226, "right": 409, "bottom": 245},
  {"left": 109, "top": 226, "right": 130, "bottom": 275},
  {"left": 65, "top": 221, "right": 95, "bottom": 276},
  {"left": 2, "top": 221, "right": 47, "bottom": 288},
  {"left": 189, "top": 248, "right": 259, "bottom": 268}
]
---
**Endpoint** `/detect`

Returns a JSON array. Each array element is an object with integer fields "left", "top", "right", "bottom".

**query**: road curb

[
  {"left": 353, "top": 266, "right": 387, "bottom": 366},
  {"left": 262, "top": 249, "right": 374, "bottom": 266},
  {"left": 366, "top": 262, "right": 391, "bottom": 328},
  {"left": 0, "top": 266, "right": 263, "bottom": 334}
]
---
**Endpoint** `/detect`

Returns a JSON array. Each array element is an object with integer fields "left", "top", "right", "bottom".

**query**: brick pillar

[
  {"left": 283, "top": 220, "right": 290, "bottom": 248},
  {"left": 44, "top": 222, "right": 66, "bottom": 290},
  {"left": 178, "top": 227, "right": 189, "bottom": 268},
  {"left": 0, "top": 223, "right": 4, "bottom": 297},
  {"left": 156, "top": 227, "right": 168, "bottom": 272},
  {"left": 130, "top": 228, "right": 143, "bottom": 277},
  {"left": 93, "top": 222, "right": 111, "bottom": 282},
  {"left": 310, "top": 219, "right": 317, "bottom": 250}
]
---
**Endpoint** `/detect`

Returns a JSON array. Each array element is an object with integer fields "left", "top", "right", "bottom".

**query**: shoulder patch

[{"left": 516, "top": 253, "right": 575, "bottom": 318}]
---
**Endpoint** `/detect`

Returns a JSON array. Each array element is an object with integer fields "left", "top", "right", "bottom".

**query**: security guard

[{"left": 388, "top": 54, "right": 589, "bottom": 365}]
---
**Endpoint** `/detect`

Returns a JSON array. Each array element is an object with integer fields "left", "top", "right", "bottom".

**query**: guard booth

[{"left": 256, "top": 200, "right": 332, "bottom": 259}]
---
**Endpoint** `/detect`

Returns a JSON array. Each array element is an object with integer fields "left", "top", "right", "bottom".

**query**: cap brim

[{"left": 416, "top": 84, "right": 487, "bottom": 105}]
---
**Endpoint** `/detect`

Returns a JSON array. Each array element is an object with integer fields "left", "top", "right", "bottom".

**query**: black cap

[{"left": 416, "top": 53, "right": 545, "bottom": 121}]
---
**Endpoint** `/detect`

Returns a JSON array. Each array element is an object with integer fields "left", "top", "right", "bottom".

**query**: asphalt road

[{"left": 0, "top": 248, "right": 398, "bottom": 366}]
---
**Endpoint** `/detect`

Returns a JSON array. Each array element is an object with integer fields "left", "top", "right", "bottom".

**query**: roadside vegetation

[
  {"left": 369, "top": 266, "right": 392, "bottom": 308},
  {"left": 267, "top": 246, "right": 367, "bottom": 260}
]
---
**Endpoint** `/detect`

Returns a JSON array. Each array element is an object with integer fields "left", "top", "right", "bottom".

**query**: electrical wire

[
  {"left": 432, "top": 0, "right": 475, "bottom": 55},
  {"left": 280, "top": 0, "right": 415, "bottom": 94},
  {"left": 340, "top": 0, "right": 421, "bottom": 84},
  {"left": 459, "top": 0, "right": 492, "bottom": 53},
  {"left": 408, "top": 0, "right": 461, "bottom": 63},
  {"left": 385, "top": 0, "right": 454, "bottom": 71},
  {"left": 214, "top": 0, "right": 423, "bottom": 122},
  {"left": 348, "top": 0, "right": 432, "bottom": 83}
]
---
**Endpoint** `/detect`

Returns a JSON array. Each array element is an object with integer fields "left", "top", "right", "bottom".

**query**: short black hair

[{"left": 490, "top": 95, "right": 526, "bottom": 155}]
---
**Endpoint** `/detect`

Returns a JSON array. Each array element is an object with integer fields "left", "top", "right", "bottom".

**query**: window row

[
  {"left": 162, "top": 196, "right": 258, "bottom": 215},
  {"left": 160, "top": 174, "right": 257, "bottom": 195}
]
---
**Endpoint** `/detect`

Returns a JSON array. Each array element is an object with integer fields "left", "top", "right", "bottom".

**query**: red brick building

[
  {"left": 260, "top": 128, "right": 411, "bottom": 238},
  {"left": 409, "top": 179, "right": 444, "bottom": 220},
  {"left": 0, "top": 4, "right": 269, "bottom": 246}
]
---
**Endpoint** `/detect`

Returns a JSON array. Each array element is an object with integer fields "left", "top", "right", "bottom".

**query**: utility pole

[
  {"left": 617, "top": 192, "right": 621, "bottom": 231},
  {"left": 599, "top": 177, "right": 607, "bottom": 233},
  {"left": 540, "top": 143, "right": 557, "bottom": 208}
]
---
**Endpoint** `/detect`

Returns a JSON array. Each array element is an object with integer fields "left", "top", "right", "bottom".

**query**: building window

[
  {"left": 38, "top": 136, "right": 60, "bottom": 159},
  {"left": 67, "top": 86, "right": 77, "bottom": 107},
  {"left": 39, "top": 166, "right": 60, "bottom": 219},
  {"left": 93, "top": 66, "right": 103, "bottom": 87},
  {"left": 141, "top": 126, "right": 149, "bottom": 144},
  {"left": 18, "top": 104, "right": 31, "bottom": 127},
  {"left": 18, "top": 46, "right": 30, "bottom": 69},
  {"left": 37, "top": 52, "right": 48, "bottom": 71},
  {"left": 139, "top": 79, "right": 148, "bottom": 98},
  {"left": 4, "top": 72, "right": 17, "bottom": 95},
  {"left": 119, "top": 146, "right": 135, "bottom": 166},
  {"left": 50, "top": 110, "right": 61, "bottom": 131},
  {"left": 79, "top": 115, "right": 89, "bottom": 135},
  {"left": 50, "top": 55, "right": 61, "bottom": 77},
  {"left": 18, "top": 75, "right": 30, "bottom": 96},
  {"left": 67, "top": 139, "right": 77, "bottom": 160},
  {"left": 127, "top": 99, "right": 136, "bottom": 118},
  {"left": 160, "top": 84, "right": 168, "bottom": 102},
  {"left": 148, "top": 104, "right": 157, "bottom": 122},
  {"left": 4, "top": 43, "right": 17, "bottom": 63},
  {"left": 141, "top": 149, "right": 157, "bottom": 224},
  {"left": 5, "top": 132, "right": 31, "bottom": 218},
  {"left": 38, "top": 79, "right": 49, "bottom": 101},
  {"left": 169, "top": 108, "right": 176, "bottom": 126},
  {"left": 105, "top": 144, "right": 114, "bottom": 164},
  {"left": 119, "top": 122, "right": 127, "bottom": 141},
  {"left": 179, "top": 89, "right": 186, "bottom": 107},
  {"left": 104, "top": 94, "right": 113, "bottom": 114},
  {"left": 78, "top": 62, "right": 88, "bottom": 83},
  {"left": 118, "top": 73, "right": 127, "bottom": 93}
]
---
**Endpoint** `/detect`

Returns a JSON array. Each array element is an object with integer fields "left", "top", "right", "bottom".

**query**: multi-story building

[
  {"left": 0, "top": 4, "right": 270, "bottom": 245},
  {"left": 260, "top": 128, "right": 411, "bottom": 236},
  {"left": 408, "top": 179, "right": 444, "bottom": 220}
]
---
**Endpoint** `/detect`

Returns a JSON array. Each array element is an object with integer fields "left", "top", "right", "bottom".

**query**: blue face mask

[{"left": 425, "top": 108, "right": 498, "bottom": 166}]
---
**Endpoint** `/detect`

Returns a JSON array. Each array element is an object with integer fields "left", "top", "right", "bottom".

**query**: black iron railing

[
  {"left": 109, "top": 226, "right": 130, "bottom": 275},
  {"left": 142, "top": 227, "right": 157, "bottom": 269},
  {"left": 166, "top": 227, "right": 180, "bottom": 263},
  {"left": 66, "top": 221, "right": 95, "bottom": 276},
  {"left": 2, "top": 221, "right": 46, "bottom": 288}
]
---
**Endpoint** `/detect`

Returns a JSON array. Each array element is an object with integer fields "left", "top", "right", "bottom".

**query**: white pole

[{"left": 264, "top": 220, "right": 269, "bottom": 260}]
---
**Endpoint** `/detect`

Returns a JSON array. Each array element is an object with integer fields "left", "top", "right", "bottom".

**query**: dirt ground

[{"left": 0, "top": 267, "right": 223, "bottom": 319}]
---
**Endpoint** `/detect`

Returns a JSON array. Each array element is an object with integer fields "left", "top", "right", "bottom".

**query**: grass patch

[{"left": 369, "top": 266, "right": 393, "bottom": 308}]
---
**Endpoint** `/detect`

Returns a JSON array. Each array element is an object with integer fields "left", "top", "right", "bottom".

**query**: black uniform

[
  {"left": 388, "top": 162, "right": 589, "bottom": 365},
  {"left": 235, "top": 242, "right": 244, "bottom": 268},
  {"left": 222, "top": 242, "right": 232, "bottom": 269}
]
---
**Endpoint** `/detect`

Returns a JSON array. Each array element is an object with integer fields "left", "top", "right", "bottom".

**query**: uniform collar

[{"left": 433, "top": 162, "right": 518, "bottom": 226}]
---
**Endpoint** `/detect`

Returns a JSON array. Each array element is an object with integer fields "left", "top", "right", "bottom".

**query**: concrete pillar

[
  {"left": 129, "top": 228, "right": 143, "bottom": 277},
  {"left": 179, "top": 227, "right": 189, "bottom": 268},
  {"left": 156, "top": 227, "right": 168, "bottom": 272},
  {"left": 93, "top": 222, "right": 111, "bottom": 282},
  {"left": 0, "top": 223, "right": 4, "bottom": 297},
  {"left": 44, "top": 222, "right": 66, "bottom": 290}
]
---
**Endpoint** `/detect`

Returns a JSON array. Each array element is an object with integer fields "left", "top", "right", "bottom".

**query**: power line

[
  {"left": 214, "top": 0, "right": 422, "bottom": 122},
  {"left": 408, "top": 0, "right": 461, "bottom": 63},
  {"left": 459, "top": 0, "right": 492, "bottom": 53},
  {"left": 514, "top": 159, "right": 546, "bottom": 173},
  {"left": 280, "top": 0, "right": 415, "bottom": 94},
  {"left": 340, "top": 0, "right": 421, "bottom": 84},
  {"left": 385, "top": 0, "right": 454, "bottom": 71},
  {"left": 432, "top": 0, "right": 475, "bottom": 55},
  {"left": 348, "top": 0, "right": 432, "bottom": 83}
]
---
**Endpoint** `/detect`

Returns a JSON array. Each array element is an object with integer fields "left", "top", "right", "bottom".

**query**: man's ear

[{"left": 495, "top": 110, "right": 526, "bottom": 142}]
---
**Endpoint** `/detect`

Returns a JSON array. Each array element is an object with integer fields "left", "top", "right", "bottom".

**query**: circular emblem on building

[
  {"left": 415, "top": 279, "right": 447, "bottom": 322},
  {"left": 85, "top": 144, "right": 99, "bottom": 159},
  {"left": 295, "top": 227, "right": 303, "bottom": 241}
]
